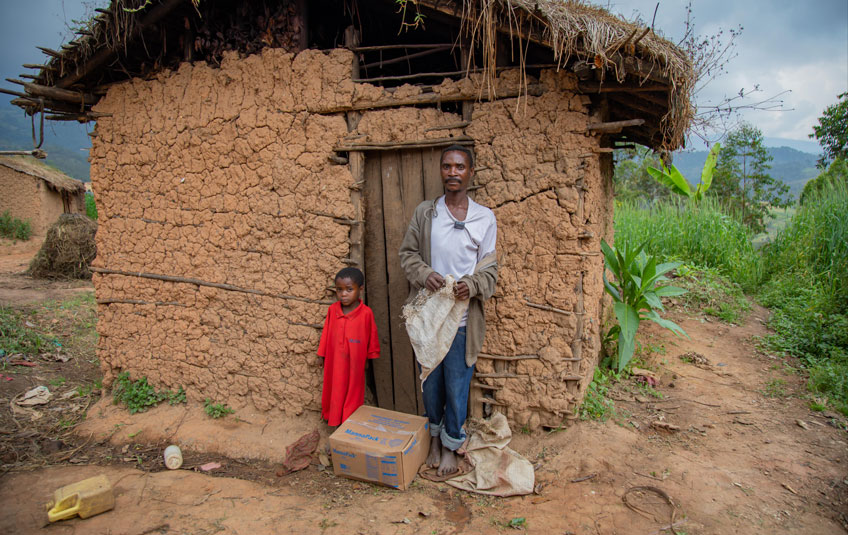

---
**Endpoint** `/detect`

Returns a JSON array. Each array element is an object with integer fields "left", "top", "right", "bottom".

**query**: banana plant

[
  {"left": 647, "top": 143, "right": 721, "bottom": 201},
  {"left": 601, "top": 239, "right": 689, "bottom": 371}
]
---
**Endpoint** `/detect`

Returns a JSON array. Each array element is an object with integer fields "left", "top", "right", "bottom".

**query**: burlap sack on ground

[
  {"left": 446, "top": 412, "right": 535, "bottom": 497},
  {"left": 402, "top": 275, "right": 468, "bottom": 388}
]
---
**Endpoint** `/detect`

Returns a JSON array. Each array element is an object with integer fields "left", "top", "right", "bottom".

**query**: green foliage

[
  {"left": 85, "top": 192, "right": 98, "bottom": 220},
  {"left": 204, "top": 398, "right": 235, "bottom": 418},
  {"left": 601, "top": 240, "right": 687, "bottom": 371},
  {"left": 395, "top": 0, "right": 426, "bottom": 32},
  {"left": 810, "top": 92, "right": 848, "bottom": 168},
  {"left": 759, "top": 178, "right": 848, "bottom": 415},
  {"left": 0, "top": 306, "right": 57, "bottom": 355},
  {"left": 613, "top": 148, "right": 670, "bottom": 204},
  {"left": 112, "top": 372, "right": 186, "bottom": 414},
  {"left": 647, "top": 143, "right": 721, "bottom": 201},
  {"left": 615, "top": 198, "right": 763, "bottom": 290},
  {"left": 712, "top": 123, "right": 791, "bottom": 233},
  {"left": 0, "top": 211, "right": 33, "bottom": 241},
  {"left": 800, "top": 158, "right": 847, "bottom": 206},
  {"left": 580, "top": 368, "right": 618, "bottom": 421}
]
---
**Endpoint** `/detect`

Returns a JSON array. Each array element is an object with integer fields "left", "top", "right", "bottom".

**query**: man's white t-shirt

[{"left": 430, "top": 196, "right": 497, "bottom": 326}]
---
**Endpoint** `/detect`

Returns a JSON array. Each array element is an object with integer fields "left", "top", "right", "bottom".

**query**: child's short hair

[
  {"left": 335, "top": 267, "right": 364, "bottom": 286},
  {"left": 441, "top": 144, "right": 474, "bottom": 168}
]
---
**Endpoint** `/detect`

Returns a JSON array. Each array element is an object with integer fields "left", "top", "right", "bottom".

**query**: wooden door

[{"left": 364, "top": 148, "right": 444, "bottom": 415}]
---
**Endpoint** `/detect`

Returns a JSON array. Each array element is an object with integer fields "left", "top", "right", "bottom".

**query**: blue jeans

[{"left": 422, "top": 327, "right": 474, "bottom": 451}]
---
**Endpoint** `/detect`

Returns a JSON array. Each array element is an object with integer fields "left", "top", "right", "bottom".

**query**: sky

[{"left": 1, "top": 0, "right": 846, "bottom": 153}]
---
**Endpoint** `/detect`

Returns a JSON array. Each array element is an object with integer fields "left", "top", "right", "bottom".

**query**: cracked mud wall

[
  {"left": 89, "top": 48, "right": 357, "bottom": 414},
  {"left": 88, "top": 49, "right": 612, "bottom": 425},
  {"left": 462, "top": 69, "right": 610, "bottom": 429}
]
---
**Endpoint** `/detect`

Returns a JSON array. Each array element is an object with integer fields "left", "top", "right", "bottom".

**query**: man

[{"left": 399, "top": 145, "right": 498, "bottom": 476}]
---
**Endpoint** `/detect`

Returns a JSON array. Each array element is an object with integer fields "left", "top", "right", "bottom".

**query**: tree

[
  {"left": 810, "top": 92, "right": 848, "bottom": 168},
  {"left": 800, "top": 158, "right": 848, "bottom": 205},
  {"left": 712, "top": 123, "right": 791, "bottom": 233},
  {"left": 613, "top": 148, "right": 670, "bottom": 204}
]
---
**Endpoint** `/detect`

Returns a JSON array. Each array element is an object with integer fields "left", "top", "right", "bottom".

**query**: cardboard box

[{"left": 329, "top": 405, "right": 430, "bottom": 490}]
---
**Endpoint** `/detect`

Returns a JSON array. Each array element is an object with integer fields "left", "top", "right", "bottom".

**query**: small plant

[
  {"left": 761, "top": 378, "right": 788, "bottom": 398},
  {"left": 0, "top": 211, "right": 32, "bottom": 240},
  {"left": 580, "top": 368, "right": 618, "bottom": 421},
  {"left": 204, "top": 398, "right": 235, "bottom": 418},
  {"left": 76, "top": 378, "right": 103, "bottom": 397},
  {"left": 112, "top": 371, "right": 185, "bottom": 414},
  {"left": 507, "top": 517, "right": 526, "bottom": 530},
  {"left": 319, "top": 518, "right": 338, "bottom": 532},
  {"left": 49, "top": 376, "right": 67, "bottom": 387},
  {"left": 601, "top": 240, "right": 688, "bottom": 371},
  {"left": 168, "top": 387, "right": 187, "bottom": 405}
]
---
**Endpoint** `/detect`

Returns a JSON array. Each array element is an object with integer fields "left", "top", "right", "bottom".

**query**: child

[{"left": 317, "top": 267, "right": 380, "bottom": 426}]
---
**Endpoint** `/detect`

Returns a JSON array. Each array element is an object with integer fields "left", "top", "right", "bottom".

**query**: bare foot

[
  {"left": 437, "top": 446, "right": 458, "bottom": 477},
  {"left": 426, "top": 435, "right": 441, "bottom": 468}
]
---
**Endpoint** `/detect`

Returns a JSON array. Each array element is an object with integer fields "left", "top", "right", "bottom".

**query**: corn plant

[
  {"left": 601, "top": 239, "right": 688, "bottom": 371},
  {"left": 647, "top": 143, "right": 720, "bottom": 202}
]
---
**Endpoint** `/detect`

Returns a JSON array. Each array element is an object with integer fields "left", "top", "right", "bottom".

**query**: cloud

[{"left": 610, "top": 0, "right": 848, "bottom": 140}]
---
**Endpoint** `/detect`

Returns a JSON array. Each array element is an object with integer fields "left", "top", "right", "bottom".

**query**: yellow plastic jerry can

[{"left": 45, "top": 474, "right": 115, "bottom": 522}]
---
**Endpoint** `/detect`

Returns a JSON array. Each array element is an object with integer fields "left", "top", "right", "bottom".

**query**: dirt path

[
  {"left": 0, "top": 239, "right": 92, "bottom": 306},
  {"left": 1, "top": 263, "right": 846, "bottom": 534}
]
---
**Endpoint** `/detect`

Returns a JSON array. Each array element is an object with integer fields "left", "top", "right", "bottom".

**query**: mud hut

[
  {"left": 0, "top": 156, "right": 86, "bottom": 237},
  {"left": 4, "top": 0, "right": 693, "bottom": 429}
]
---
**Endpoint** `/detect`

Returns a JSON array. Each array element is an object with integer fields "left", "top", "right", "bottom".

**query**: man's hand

[
  {"left": 454, "top": 281, "right": 470, "bottom": 300},
  {"left": 425, "top": 272, "right": 446, "bottom": 292}
]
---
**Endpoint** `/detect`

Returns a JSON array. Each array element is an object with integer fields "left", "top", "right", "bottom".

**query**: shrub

[{"left": 0, "top": 211, "right": 32, "bottom": 241}]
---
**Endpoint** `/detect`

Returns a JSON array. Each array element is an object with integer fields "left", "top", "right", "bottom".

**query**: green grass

[
  {"left": 615, "top": 198, "right": 763, "bottom": 290},
  {"left": 0, "top": 306, "right": 59, "bottom": 356},
  {"left": 0, "top": 211, "right": 32, "bottom": 241},
  {"left": 675, "top": 266, "right": 751, "bottom": 324},
  {"left": 579, "top": 368, "right": 618, "bottom": 421},
  {"left": 85, "top": 192, "right": 98, "bottom": 220},
  {"left": 758, "top": 179, "right": 848, "bottom": 415}
]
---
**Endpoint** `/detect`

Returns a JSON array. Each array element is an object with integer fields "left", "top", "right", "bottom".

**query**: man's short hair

[
  {"left": 441, "top": 144, "right": 474, "bottom": 168},
  {"left": 335, "top": 267, "right": 364, "bottom": 286}
]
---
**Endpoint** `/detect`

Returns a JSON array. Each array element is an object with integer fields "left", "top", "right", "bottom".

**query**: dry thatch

[
  {"left": 0, "top": 156, "right": 86, "bottom": 194},
  {"left": 29, "top": 214, "right": 97, "bottom": 279},
  {"left": 427, "top": 0, "right": 695, "bottom": 150},
  {"left": 4, "top": 0, "right": 694, "bottom": 150}
]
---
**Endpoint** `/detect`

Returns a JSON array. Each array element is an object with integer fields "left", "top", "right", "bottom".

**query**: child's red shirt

[{"left": 318, "top": 301, "right": 380, "bottom": 426}]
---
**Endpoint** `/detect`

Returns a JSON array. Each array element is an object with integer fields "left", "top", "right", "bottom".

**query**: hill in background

[{"left": 0, "top": 105, "right": 91, "bottom": 182}]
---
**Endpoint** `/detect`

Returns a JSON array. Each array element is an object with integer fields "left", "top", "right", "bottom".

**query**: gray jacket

[{"left": 398, "top": 199, "right": 498, "bottom": 367}]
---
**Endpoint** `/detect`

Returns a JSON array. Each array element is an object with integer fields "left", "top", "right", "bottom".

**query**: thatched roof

[
  {"left": 2, "top": 0, "right": 694, "bottom": 151},
  {"left": 0, "top": 156, "right": 86, "bottom": 194}
]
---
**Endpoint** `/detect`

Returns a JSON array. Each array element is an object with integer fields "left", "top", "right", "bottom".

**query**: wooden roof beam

[{"left": 55, "top": 0, "right": 185, "bottom": 89}]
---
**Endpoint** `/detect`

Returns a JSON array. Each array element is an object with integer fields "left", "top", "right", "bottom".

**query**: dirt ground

[{"left": 1, "top": 245, "right": 846, "bottom": 535}]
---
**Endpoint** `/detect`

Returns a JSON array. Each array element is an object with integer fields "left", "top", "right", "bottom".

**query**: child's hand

[
  {"left": 425, "top": 272, "right": 445, "bottom": 291},
  {"left": 454, "top": 281, "right": 470, "bottom": 300}
]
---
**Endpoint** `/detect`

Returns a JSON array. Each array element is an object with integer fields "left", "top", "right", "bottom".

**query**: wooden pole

[
  {"left": 89, "top": 267, "right": 334, "bottom": 305},
  {"left": 55, "top": 0, "right": 185, "bottom": 89},
  {"left": 361, "top": 45, "right": 452, "bottom": 70},
  {"left": 587, "top": 118, "right": 645, "bottom": 133}
]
